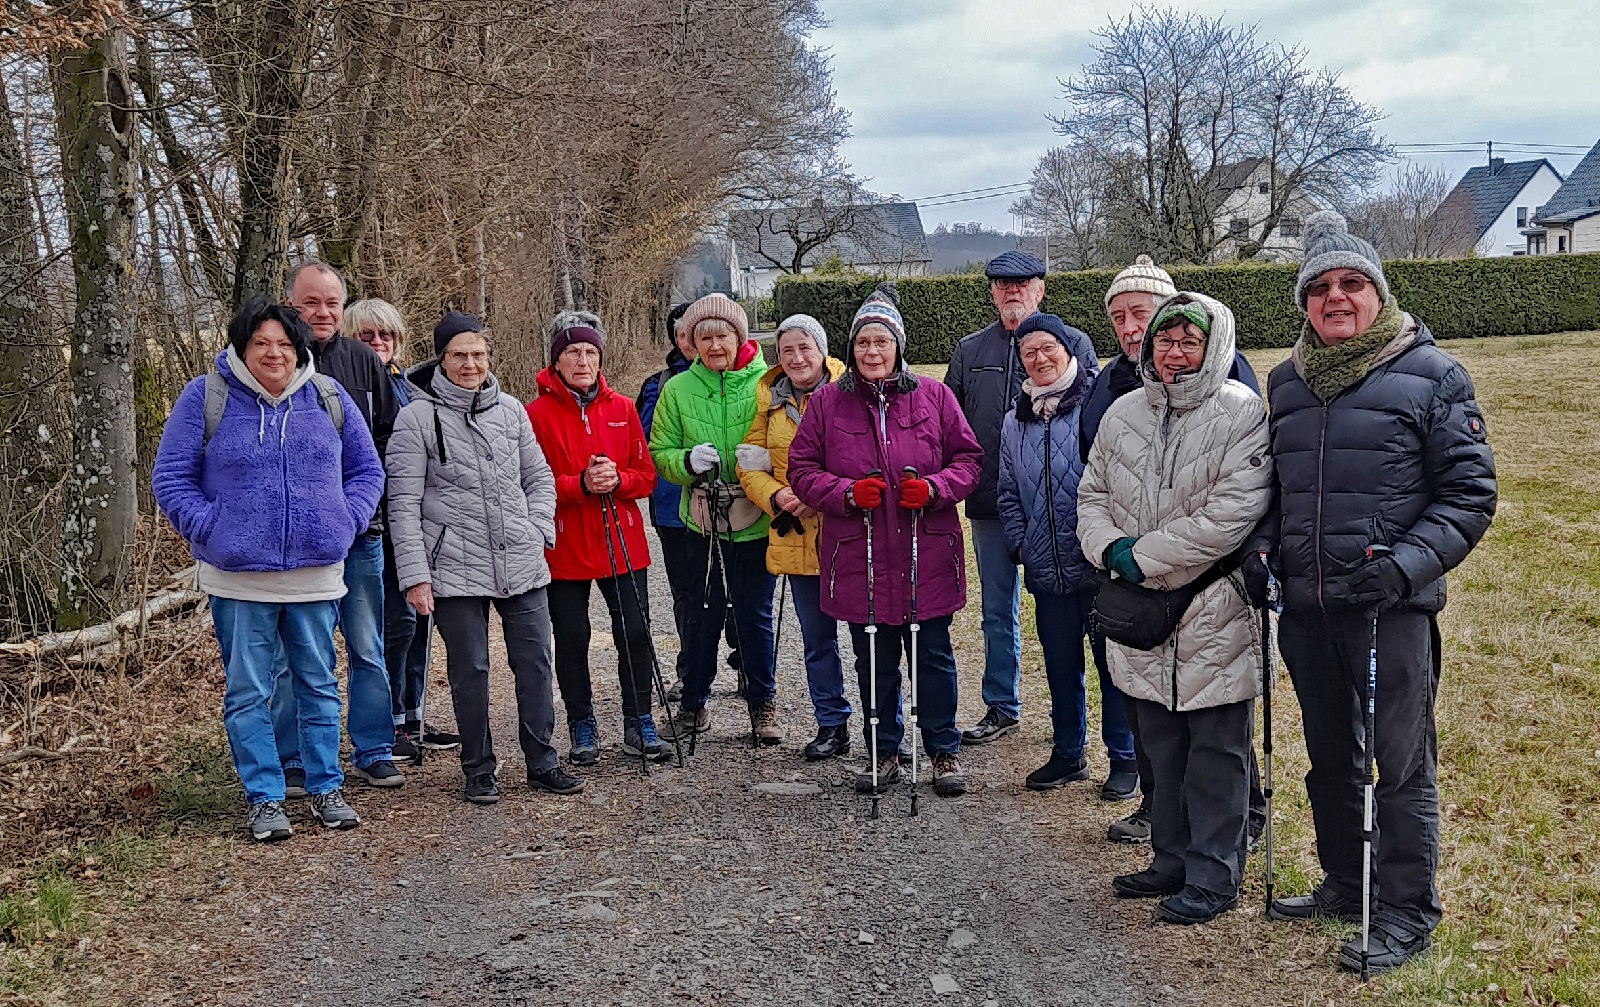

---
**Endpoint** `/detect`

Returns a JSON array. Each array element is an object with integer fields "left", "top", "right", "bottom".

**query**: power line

[
  {"left": 904, "top": 181, "right": 1030, "bottom": 202},
  {"left": 918, "top": 186, "right": 1031, "bottom": 208}
]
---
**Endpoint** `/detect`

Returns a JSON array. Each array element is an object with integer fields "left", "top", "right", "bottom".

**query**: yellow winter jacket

[{"left": 739, "top": 357, "right": 847, "bottom": 576}]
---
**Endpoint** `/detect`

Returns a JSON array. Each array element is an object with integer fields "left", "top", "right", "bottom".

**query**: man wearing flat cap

[{"left": 945, "top": 251, "right": 1098, "bottom": 744}]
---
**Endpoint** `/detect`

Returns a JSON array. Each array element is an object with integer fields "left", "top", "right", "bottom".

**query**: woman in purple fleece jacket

[{"left": 152, "top": 298, "right": 385, "bottom": 843}]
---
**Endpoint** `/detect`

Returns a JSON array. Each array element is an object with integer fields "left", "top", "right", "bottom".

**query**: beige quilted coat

[{"left": 1077, "top": 293, "right": 1272, "bottom": 712}]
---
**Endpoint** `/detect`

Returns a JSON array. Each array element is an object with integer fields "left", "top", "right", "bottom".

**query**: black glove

[
  {"left": 1340, "top": 557, "right": 1409, "bottom": 610},
  {"left": 770, "top": 510, "right": 803, "bottom": 537},
  {"left": 1240, "top": 551, "right": 1271, "bottom": 608}
]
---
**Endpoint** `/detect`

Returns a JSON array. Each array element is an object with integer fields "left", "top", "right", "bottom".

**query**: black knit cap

[
  {"left": 229, "top": 296, "right": 312, "bottom": 366},
  {"left": 433, "top": 311, "right": 483, "bottom": 356}
]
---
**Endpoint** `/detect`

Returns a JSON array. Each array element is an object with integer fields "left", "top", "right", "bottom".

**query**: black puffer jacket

[
  {"left": 310, "top": 334, "right": 397, "bottom": 534},
  {"left": 945, "top": 319, "right": 1097, "bottom": 519},
  {"left": 1264, "top": 320, "right": 1496, "bottom": 613}
]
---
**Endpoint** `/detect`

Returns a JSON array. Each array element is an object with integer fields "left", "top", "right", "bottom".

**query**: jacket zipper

[
  {"left": 1315, "top": 412, "right": 1328, "bottom": 607},
  {"left": 1042, "top": 416, "right": 1062, "bottom": 583},
  {"left": 279, "top": 400, "right": 290, "bottom": 569},
  {"left": 828, "top": 540, "right": 842, "bottom": 596},
  {"left": 1170, "top": 646, "right": 1180, "bottom": 711}
]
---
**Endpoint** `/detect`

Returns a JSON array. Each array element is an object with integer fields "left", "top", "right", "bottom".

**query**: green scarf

[{"left": 1296, "top": 297, "right": 1405, "bottom": 402}]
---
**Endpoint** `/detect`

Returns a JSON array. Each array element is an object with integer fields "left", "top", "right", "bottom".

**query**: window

[
  {"left": 1558, "top": 235, "right": 1568, "bottom": 253},
  {"left": 1517, "top": 206, "right": 1529, "bottom": 227},
  {"left": 1278, "top": 217, "right": 1302, "bottom": 238},
  {"left": 1229, "top": 218, "right": 1250, "bottom": 239},
  {"left": 1258, "top": 181, "right": 1270, "bottom": 194}
]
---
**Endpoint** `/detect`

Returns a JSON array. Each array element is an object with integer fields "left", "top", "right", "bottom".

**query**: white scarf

[{"left": 1022, "top": 357, "right": 1080, "bottom": 420}]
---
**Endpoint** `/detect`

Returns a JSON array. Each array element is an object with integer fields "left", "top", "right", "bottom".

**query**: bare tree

[
  {"left": 1347, "top": 163, "right": 1480, "bottom": 260},
  {"left": 1010, "top": 143, "right": 1110, "bottom": 270},
  {"left": 729, "top": 155, "right": 880, "bottom": 274}
]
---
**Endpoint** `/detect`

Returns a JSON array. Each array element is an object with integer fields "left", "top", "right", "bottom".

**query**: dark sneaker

[
  {"left": 1025, "top": 754, "right": 1089, "bottom": 791},
  {"left": 856, "top": 755, "right": 901, "bottom": 794},
  {"left": 1107, "top": 803, "right": 1151, "bottom": 844},
  {"left": 1156, "top": 885, "right": 1238, "bottom": 925},
  {"left": 568, "top": 716, "right": 601, "bottom": 767},
  {"left": 309, "top": 788, "right": 360, "bottom": 829},
  {"left": 419, "top": 722, "right": 461, "bottom": 750},
  {"left": 528, "top": 765, "right": 585, "bottom": 795},
  {"left": 392, "top": 728, "right": 421, "bottom": 764},
  {"left": 960, "top": 708, "right": 1018, "bottom": 745},
  {"left": 659, "top": 704, "right": 710, "bottom": 741},
  {"left": 725, "top": 648, "right": 741, "bottom": 672},
  {"left": 1268, "top": 885, "right": 1364, "bottom": 924},
  {"left": 1111, "top": 868, "right": 1184, "bottom": 899},
  {"left": 465, "top": 772, "right": 500, "bottom": 805},
  {"left": 352, "top": 760, "right": 406, "bottom": 788},
  {"left": 1100, "top": 763, "right": 1140, "bottom": 801},
  {"left": 931, "top": 752, "right": 967, "bottom": 797},
  {"left": 283, "top": 766, "right": 307, "bottom": 800},
  {"left": 1337, "top": 919, "right": 1432, "bottom": 976},
  {"left": 666, "top": 679, "right": 685, "bottom": 704},
  {"left": 247, "top": 801, "right": 292, "bottom": 843},
  {"left": 752, "top": 702, "right": 783, "bottom": 746},
  {"left": 803, "top": 724, "right": 851, "bottom": 761},
  {"left": 623, "top": 715, "right": 671, "bottom": 762}
]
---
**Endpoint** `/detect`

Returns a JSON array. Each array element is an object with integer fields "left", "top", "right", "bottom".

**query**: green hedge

[{"left": 774, "top": 253, "right": 1600, "bottom": 363}]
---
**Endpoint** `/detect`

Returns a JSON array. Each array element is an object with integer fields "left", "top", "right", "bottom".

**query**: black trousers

[
  {"left": 432, "top": 589, "right": 558, "bottom": 778},
  {"left": 656, "top": 525, "right": 738, "bottom": 682},
  {"left": 1132, "top": 697, "right": 1254, "bottom": 897},
  {"left": 547, "top": 572, "right": 655, "bottom": 724},
  {"left": 1279, "top": 607, "right": 1442, "bottom": 935}
]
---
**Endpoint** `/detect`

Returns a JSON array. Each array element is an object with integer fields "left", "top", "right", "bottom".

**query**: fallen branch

[
  {"left": 0, "top": 745, "right": 112, "bottom": 771},
  {"left": 0, "top": 590, "right": 204, "bottom": 659}
]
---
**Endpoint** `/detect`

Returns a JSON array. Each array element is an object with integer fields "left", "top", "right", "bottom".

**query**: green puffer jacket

[{"left": 646, "top": 345, "right": 769, "bottom": 540}]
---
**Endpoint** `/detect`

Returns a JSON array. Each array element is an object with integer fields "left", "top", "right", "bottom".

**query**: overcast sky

[{"left": 814, "top": 0, "right": 1600, "bottom": 232}]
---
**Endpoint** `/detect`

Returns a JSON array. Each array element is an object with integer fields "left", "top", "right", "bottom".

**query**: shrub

[{"left": 774, "top": 253, "right": 1600, "bottom": 363}]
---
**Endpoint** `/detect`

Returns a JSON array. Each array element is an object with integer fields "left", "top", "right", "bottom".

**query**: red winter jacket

[{"left": 526, "top": 370, "right": 655, "bottom": 581}]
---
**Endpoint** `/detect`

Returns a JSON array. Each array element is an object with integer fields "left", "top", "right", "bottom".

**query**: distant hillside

[{"left": 927, "top": 230, "right": 1057, "bottom": 274}]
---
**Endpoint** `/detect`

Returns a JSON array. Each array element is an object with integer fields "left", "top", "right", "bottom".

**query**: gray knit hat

[
  {"left": 1295, "top": 210, "right": 1390, "bottom": 309},
  {"left": 776, "top": 313, "right": 828, "bottom": 359},
  {"left": 1104, "top": 254, "right": 1177, "bottom": 308}
]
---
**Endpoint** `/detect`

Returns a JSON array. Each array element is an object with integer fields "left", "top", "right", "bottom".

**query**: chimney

[{"left": 1489, "top": 157, "right": 1505, "bottom": 176}]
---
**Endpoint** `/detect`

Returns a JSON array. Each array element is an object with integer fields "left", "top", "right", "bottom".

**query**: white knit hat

[
  {"left": 1104, "top": 254, "right": 1177, "bottom": 308},
  {"left": 776, "top": 313, "right": 828, "bottom": 358}
]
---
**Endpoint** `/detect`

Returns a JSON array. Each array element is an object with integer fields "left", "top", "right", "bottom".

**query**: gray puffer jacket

[
  {"left": 1077, "top": 293, "right": 1272, "bottom": 712},
  {"left": 386, "top": 361, "right": 556, "bottom": 599}
]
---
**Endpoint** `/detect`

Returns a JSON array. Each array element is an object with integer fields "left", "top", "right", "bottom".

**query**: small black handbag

[{"left": 1092, "top": 561, "right": 1234, "bottom": 651}]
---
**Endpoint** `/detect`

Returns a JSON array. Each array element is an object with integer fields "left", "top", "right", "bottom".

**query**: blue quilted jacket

[{"left": 998, "top": 368, "right": 1097, "bottom": 596}]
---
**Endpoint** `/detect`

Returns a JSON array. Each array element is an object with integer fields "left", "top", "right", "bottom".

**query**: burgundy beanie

[{"left": 549, "top": 325, "right": 605, "bottom": 365}]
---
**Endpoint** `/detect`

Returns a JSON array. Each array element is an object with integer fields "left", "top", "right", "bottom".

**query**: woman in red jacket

[{"left": 526, "top": 312, "right": 664, "bottom": 765}]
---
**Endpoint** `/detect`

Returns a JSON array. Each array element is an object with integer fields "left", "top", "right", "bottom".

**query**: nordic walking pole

[
  {"left": 1360, "top": 544, "right": 1392, "bottom": 983},
  {"left": 1260, "top": 551, "right": 1275, "bottom": 913},
  {"left": 863, "top": 468, "right": 882, "bottom": 821},
  {"left": 601, "top": 491, "right": 684, "bottom": 768},
  {"left": 771, "top": 573, "right": 787, "bottom": 705},
  {"left": 709, "top": 475, "right": 759, "bottom": 749},
  {"left": 591, "top": 458, "right": 649, "bottom": 778},
  {"left": 903, "top": 465, "right": 921, "bottom": 818}
]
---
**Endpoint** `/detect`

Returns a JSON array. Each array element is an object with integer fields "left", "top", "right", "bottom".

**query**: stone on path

[
  {"left": 929, "top": 974, "right": 961, "bottom": 995},
  {"left": 576, "top": 903, "right": 620, "bottom": 922},
  {"left": 946, "top": 928, "right": 977, "bottom": 950},
  {"left": 753, "top": 781, "right": 823, "bottom": 797},
  {"left": 855, "top": 930, "right": 875, "bottom": 944}
]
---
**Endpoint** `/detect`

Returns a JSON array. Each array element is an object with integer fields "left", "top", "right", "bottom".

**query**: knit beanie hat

[
  {"left": 433, "top": 310, "right": 483, "bottom": 356},
  {"left": 1295, "top": 210, "right": 1390, "bottom": 309},
  {"left": 547, "top": 309, "right": 605, "bottom": 365},
  {"left": 1013, "top": 312, "right": 1078, "bottom": 352},
  {"left": 1150, "top": 300, "right": 1211, "bottom": 338},
  {"left": 848, "top": 282, "right": 906, "bottom": 365},
  {"left": 679, "top": 293, "right": 749, "bottom": 344},
  {"left": 1104, "top": 254, "right": 1177, "bottom": 308},
  {"left": 776, "top": 313, "right": 828, "bottom": 358}
]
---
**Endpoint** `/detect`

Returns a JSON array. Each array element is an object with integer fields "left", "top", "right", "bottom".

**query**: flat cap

[{"left": 984, "top": 250, "right": 1046, "bottom": 281}]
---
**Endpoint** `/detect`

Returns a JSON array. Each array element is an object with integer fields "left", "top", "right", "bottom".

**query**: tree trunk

[
  {"left": 0, "top": 79, "right": 53, "bottom": 444},
  {"left": 50, "top": 23, "right": 140, "bottom": 629}
]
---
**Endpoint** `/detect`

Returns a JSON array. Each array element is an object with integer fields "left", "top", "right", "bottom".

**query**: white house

[
  {"left": 1438, "top": 158, "right": 1564, "bottom": 256},
  {"left": 1207, "top": 159, "right": 1322, "bottom": 263},
  {"left": 1524, "top": 138, "right": 1600, "bottom": 255},
  {"left": 726, "top": 202, "right": 931, "bottom": 299}
]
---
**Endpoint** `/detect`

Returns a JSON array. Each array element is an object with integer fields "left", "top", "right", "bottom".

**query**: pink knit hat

[{"left": 678, "top": 293, "right": 749, "bottom": 344}]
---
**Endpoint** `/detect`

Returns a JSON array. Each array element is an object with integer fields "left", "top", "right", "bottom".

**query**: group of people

[{"left": 153, "top": 207, "right": 1494, "bottom": 975}]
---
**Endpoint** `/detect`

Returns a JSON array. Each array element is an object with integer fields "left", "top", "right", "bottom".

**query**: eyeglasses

[
  {"left": 1305, "top": 275, "right": 1371, "bottom": 299},
  {"left": 1019, "top": 343, "right": 1063, "bottom": 363},
  {"left": 1151, "top": 334, "right": 1205, "bottom": 355},
  {"left": 358, "top": 328, "right": 397, "bottom": 345},
  {"left": 991, "top": 278, "right": 1035, "bottom": 291}
]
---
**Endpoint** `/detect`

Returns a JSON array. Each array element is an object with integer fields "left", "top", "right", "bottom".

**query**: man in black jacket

[
  {"left": 945, "top": 252, "right": 1098, "bottom": 744},
  {"left": 270, "top": 261, "right": 405, "bottom": 795},
  {"left": 1261, "top": 212, "right": 1496, "bottom": 974}
]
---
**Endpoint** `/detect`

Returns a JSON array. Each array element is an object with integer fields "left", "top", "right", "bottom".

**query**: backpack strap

[
  {"left": 431, "top": 401, "right": 448, "bottom": 464},
  {"left": 308, "top": 373, "right": 345, "bottom": 434},
  {"left": 201, "top": 371, "right": 228, "bottom": 449}
]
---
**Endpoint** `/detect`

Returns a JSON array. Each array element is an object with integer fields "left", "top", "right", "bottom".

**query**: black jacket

[
  {"left": 1079, "top": 350, "right": 1260, "bottom": 464},
  {"left": 311, "top": 334, "right": 397, "bottom": 533},
  {"left": 1263, "top": 321, "right": 1496, "bottom": 614},
  {"left": 945, "top": 318, "right": 1098, "bottom": 519}
]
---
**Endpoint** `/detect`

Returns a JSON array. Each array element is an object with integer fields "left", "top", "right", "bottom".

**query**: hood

[
  {"left": 535, "top": 366, "right": 613, "bottom": 409},
  {"left": 685, "top": 345, "right": 766, "bottom": 390},
  {"left": 407, "top": 357, "right": 502, "bottom": 414},
  {"left": 215, "top": 347, "right": 316, "bottom": 405},
  {"left": 1139, "top": 292, "right": 1238, "bottom": 412},
  {"left": 665, "top": 344, "right": 691, "bottom": 373}
]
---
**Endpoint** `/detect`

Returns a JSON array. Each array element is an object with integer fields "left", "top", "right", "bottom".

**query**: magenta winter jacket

[{"left": 788, "top": 372, "right": 982, "bottom": 626}]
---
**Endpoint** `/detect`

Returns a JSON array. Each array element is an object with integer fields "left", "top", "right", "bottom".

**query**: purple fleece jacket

[{"left": 152, "top": 351, "right": 385, "bottom": 573}]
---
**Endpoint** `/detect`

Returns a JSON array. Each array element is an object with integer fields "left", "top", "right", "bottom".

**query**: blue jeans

[
  {"left": 848, "top": 615, "right": 959, "bottom": 757},
  {"left": 787, "top": 575, "right": 850, "bottom": 729},
  {"left": 969, "top": 518, "right": 1022, "bottom": 719},
  {"left": 1034, "top": 589, "right": 1137, "bottom": 766},
  {"left": 680, "top": 535, "right": 775, "bottom": 711},
  {"left": 211, "top": 597, "right": 343, "bottom": 804},
  {"left": 272, "top": 532, "right": 395, "bottom": 770},
  {"left": 381, "top": 534, "right": 430, "bottom": 725}
]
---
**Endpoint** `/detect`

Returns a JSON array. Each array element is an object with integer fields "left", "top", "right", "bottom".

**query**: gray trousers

[
  {"left": 432, "top": 588, "right": 559, "bottom": 779},
  {"left": 1132, "top": 697, "right": 1253, "bottom": 897}
]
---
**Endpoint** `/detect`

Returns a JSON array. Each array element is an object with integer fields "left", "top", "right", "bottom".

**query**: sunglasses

[
  {"left": 357, "top": 328, "right": 397, "bottom": 345},
  {"left": 1305, "top": 275, "right": 1371, "bottom": 299}
]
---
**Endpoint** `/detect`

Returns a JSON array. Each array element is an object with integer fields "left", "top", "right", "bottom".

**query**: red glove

[
  {"left": 849, "top": 476, "right": 887, "bottom": 510},
  {"left": 899, "top": 476, "right": 932, "bottom": 510}
]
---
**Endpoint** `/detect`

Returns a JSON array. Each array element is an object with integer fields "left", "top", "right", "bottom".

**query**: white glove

[
  {"left": 734, "top": 443, "right": 772, "bottom": 474},
  {"left": 688, "top": 443, "right": 722, "bottom": 475}
]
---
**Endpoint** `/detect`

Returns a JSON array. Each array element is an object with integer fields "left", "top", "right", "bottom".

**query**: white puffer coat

[{"left": 1077, "top": 293, "right": 1272, "bottom": 712}]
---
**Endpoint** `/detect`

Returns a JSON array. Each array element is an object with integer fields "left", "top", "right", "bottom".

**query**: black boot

[
  {"left": 1156, "top": 885, "right": 1238, "bottom": 925},
  {"left": 1268, "top": 884, "right": 1364, "bottom": 924},
  {"left": 1338, "top": 917, "right": 1433, "bottom": 975},
  {"left": 1111, "top": 867, "right": 1183, "bottom": 900},
  {"left": 1025, "top": 753, "right": 1089, "bottom": 791},
  {"left": 803, "top": 724, "right": 851, "bottom": 761}
]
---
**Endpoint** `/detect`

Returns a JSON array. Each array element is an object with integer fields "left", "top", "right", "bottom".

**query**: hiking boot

[
  {"left": 247, "top": 801, "right": 292, "bottom": 843},
  {"left": 623, "top": 715, "right": 671, "bottom": 762},
  {"left": 392, "top": 728, "right": 421, "bottom": 764},
  {"left": 1337, "top": 919, "right": 1433, "bottom": 976},
  {"left": 1156, "top": 885, "right": 1238, "bottom": 925},
  {"left": 464, "top": 772, "right": 500, "bottom": 805},
  {"left": 931, "top": 752, "right": 967, "bottom": 797},
  {"left": 1025, "top": 753, "right": 1089, "bottom": 791},
  {"left": 666, "top": 679, "right": 685, "bottom": 704},
  {"left": 1268, "top": 885, "right": 1364, "bottom": 924},
  {"left": 1100, "top": 763, "right": 1140, "bottom": 802},
  {"left": 856, "top": 755, "right": 901, "bottom": 794},
  {"left": 1112, "top": 868, "right": 1184, "bottom": 900},
  {"left": 1107, "top": 802, "right": 1152, "bottom": 844},
  {"left": 419, "top": 722, "right": 461, "bottom": 750},
  {"left": 659, "top": 704, "right": 710, "bottom": 741},
  {"left": 752, "top": 702, "right": 783, "bottom": 746},
  {"left": 726, "top": 648, "right": 742, "bottom": 672},
  {"left": 568, "top": 716, "right": 601, "bottom": 766},
  {"left": 352, "top": 760, "right": 406, "bottom": 788},
  {"left": 803, "top": 724, "right": 851, "bottom": 761},
  {"left": 960, "top": 708, "right": 1018, "bottom": 745},
  {"left": 528, "top": 765, "right": 585, "bottom": 795},
  {"left": 283, "top": 766, "right": 307, "bottom": 800},
  {"left": 309, "top": 788, "right": 360, "bottom": 829}
]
